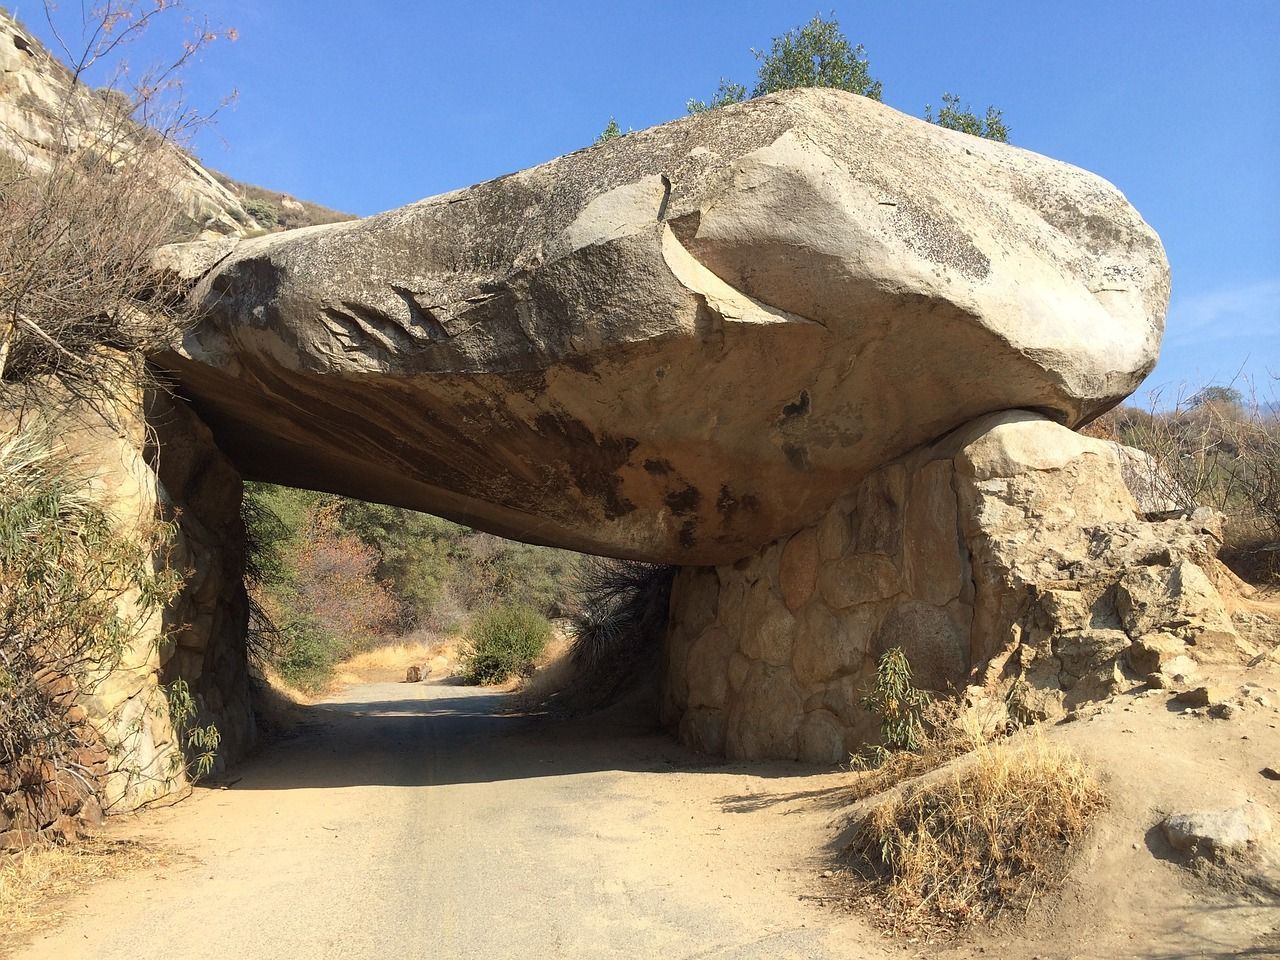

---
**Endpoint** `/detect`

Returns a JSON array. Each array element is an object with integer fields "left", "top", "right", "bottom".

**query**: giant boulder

[{"left": 161, "top": 88, "right": 1169, "bottom": 564}]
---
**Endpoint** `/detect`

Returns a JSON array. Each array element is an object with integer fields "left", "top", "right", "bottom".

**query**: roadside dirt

[{"left": 9, "top": 659, "right": 1279, "bottom": 959}]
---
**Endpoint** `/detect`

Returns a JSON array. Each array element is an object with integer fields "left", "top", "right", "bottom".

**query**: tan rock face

[
  {"left": 161, "top": 88, "right": 1168, "bottom": 565},
  {"left": 663, "top": 412, "right": 1256, "bottom": 761},
  {"left": 0, "top": 11, "right": 262, "bottom": 237},
  {"left": 12, "top": 390, "right": 253, "bottom": 810}
]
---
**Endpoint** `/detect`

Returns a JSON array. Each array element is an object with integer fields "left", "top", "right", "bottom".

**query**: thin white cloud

[
  {"left": 1139, "top": 278, "right": 1279, "bottom": 401},
  {"left": 1165, "top": 278, "right": 1280, "bottom": 346}
]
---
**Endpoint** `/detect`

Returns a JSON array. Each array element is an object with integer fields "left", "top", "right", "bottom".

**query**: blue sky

[{"left": 22, "top": 1, "right": 1279, "bottom": 403}]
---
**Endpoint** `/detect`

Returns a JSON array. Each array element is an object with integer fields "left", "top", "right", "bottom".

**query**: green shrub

[
  {"left": 851, "top": 647, "right": 932, "bottom": 769},
  {"left": 595, "top": 117, "right": 623, "bottom": 144},
  {"left": 242, "top": 196, "right": 279, "bottom": 228},
  {"left": 272, "top": 615, "right": 348, "bottom": 692},
  {"left": 461, "top": 605, "right": 552, "bottom": 685}
]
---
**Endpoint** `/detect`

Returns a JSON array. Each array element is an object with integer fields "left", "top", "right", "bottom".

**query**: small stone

[
  {"left": 1262, "top": 768, "right": 1280, "bottom": 781},
  {"left": 1145, "top": 672, "right": 1168, "bottom": 689},
  {"left": 1175, "top": 686, "right": 1217, "bottom": 707},
  {"left": 821, "top": 869, "right": 834, "bottom": 878},
  {"left": 1161, "top": 805, "right": 1272, "bottom": 859},
  {"left": 76, "top": 795, "right": 105, "bottom": 828},
  {"left": 1209, "top": 702, "right": 1237, "bottom": 720}
]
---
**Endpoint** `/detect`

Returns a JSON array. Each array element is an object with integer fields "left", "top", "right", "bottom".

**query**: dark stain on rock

[
  {"left": 783, "top": 443, "right": 811, "bottom": 471},
  {"left": 716, "top": 485, "right": 760, "bottom": 525},
  {"left": 664, "top": 484, "right": 702, "bottom": 516},
  {"left": 563, "top": 351, "right": 597, "bottom": 375},
  {"left": 890, "top": 200, "right": 991, "bottom": 281},
  {"left": 500, "top": 368, "right": 549, "bottom": 402},
  {"left": 780, "top": 389, "right": 811, "bottom": 421},
  {"left": 643, "top": 458, "right": 673, "bottom": 476},
  {"left": 532, "top": 411, "right": 637, "bottom": 519},
  {"left": 667, "top": 209, "right": 702, "bottom": 245},
  {"left": 678, "top": 519, "right": 697, "bottom": 549}
]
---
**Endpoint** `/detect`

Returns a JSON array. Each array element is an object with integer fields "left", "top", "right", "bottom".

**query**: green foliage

[
  {"left": 271, "top": 614, "right": 348, "bottom": 692},
  {"left": 241, "top": 483, "right": 398, "bottom": 691},
  {"left": 461, "top": 604, "right": 552, "bottom": 685},
  {"left": 925, "top": 93, "right": 1009, "bottom": 142},
  {"left": 242, "top": 196, "right": 279, "bottom": 228},
  {"left": 686, "top": 79, "right": 748, "bottom": 114},
  {"left": 680, "top": 15, "right": 1012, "bottom": 143},
  {"left": 0, "top": 427, "right": 181, "bottom": 770},
  {"left": 241, "top": 483, "right": 581, "bottom": 690},
  {"left": 336, "top": 498, "right": 580, "bottom": 626},
  {"left": 165, "top": 679, "right": 221, "bottom": 780},
  {"left": 337, "top": 500, "right": 456, "bottom": 623},
  {"left": 1004, "top": 677, "right": 1035, "bottom": 730},
  {"left": 853, "top": 647, "right": 931, "bottom": 766},
  {"left": 595, "top": 118, "right": 623, "bottom": 144},
  {"left": 751, "top": 14, "right": 882, "bottom": 100}
]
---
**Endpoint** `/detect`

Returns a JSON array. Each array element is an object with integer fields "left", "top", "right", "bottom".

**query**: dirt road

[{"left": 15, "top": 680, "right": 890, "bottom": 960}]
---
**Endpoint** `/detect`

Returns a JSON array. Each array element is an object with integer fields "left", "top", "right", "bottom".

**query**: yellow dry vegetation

[
  {"left": 847, "top": 736, "right": 1105, "bottom": 929},
  {"left": 0, "top": 837, "right": 169, "bottom": 954},
  {"left": 330, "top": 637, "right": 459, "bottom": 688}
]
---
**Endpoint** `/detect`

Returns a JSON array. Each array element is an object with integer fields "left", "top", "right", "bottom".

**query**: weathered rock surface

[
  {"left": 161, "top": 87, "right": 1169, "bottom": 565},
  {"left": 6, "top": 389, "right": 253, "bottom": 817},
  {"left": 663, "top": 412, "right": 1256, "bottom": 761},
  {"left": 1162, "top": 805, "right": 1274, "bottom": 861}
]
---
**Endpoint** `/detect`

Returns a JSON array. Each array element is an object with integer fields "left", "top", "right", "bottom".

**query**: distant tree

[
  {"left": 925, "top": 93, "right": 1009, "bottom": 142},
  {"left": 686, "top": 79, "right": 748, "bottom": 114},
  {"left": 595, "top": 117, "right": 623, "bottom": 144},
  {"left": 750, "top": 13, "right": 882, "bottom": 100},
  {"left": 1190, "top": 385, "right": 1245, "bottom": 410}
]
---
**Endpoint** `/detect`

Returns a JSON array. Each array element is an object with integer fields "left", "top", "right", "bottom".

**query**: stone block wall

[
  {"left": 16, "top": 389, "right": 254, "bottom": 814},
  {"left": 662, "top": 410, "right": 1256, "bottom": 762},
  {"left": 148, "top": 393, "right": 255, "bottom": 778}
]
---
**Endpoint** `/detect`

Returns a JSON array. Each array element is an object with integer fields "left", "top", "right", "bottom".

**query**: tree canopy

[
  {"left": 1190, "top": 385, "right": 1246, "bottom": 409},
  {"left": 680, "top": 13, "right": 1009, "bottom": 143},
  {"left": 686, "top": 79, "right": 748, "bottom": 115},
  {"left": 750, "top": 14, "right": 882, "bottom": 100}
]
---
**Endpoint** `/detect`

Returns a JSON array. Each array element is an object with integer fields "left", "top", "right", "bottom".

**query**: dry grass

[
  {"left": 846, "top": 736, "right": 1105, "bottom": 929},
  {"left": 845, "top": 696, "right": 1014, "bottom": 802},
  {"left": 0, "top": 836, "right": 170, "bottom": 954},
  {"left": 330, "top": 636, "right": 457, "bottom": 688}
]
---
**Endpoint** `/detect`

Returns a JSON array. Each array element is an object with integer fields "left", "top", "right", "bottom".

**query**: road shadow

[{"left": 223, "top": 682, "right": 843, "bottom": 793}]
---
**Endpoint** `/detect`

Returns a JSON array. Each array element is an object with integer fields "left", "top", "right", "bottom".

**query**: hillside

[{"left": 0, "top": 7, "right": 352, "bottom": 238}]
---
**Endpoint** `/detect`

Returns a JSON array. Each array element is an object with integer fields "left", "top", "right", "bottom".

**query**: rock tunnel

[{"left": 127, "top": 87, "right": 1240, "bottom": 784}]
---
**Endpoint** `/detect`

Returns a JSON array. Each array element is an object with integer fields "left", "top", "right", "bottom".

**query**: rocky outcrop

[
  {"left": 0, "top": 10, "right": 268, "bottom": 237},
  {"left": 3, "top": 18, "right": 1202, "bottom": 781},
  {"left": 160, "top": 87, "right": 1168, "bottom": 566},
  {"left": 22, "top": 389, "right": 252, "bottom": 810},
  {"left": 662, "top": 412, "right": 1256, "bottom": 762}
]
